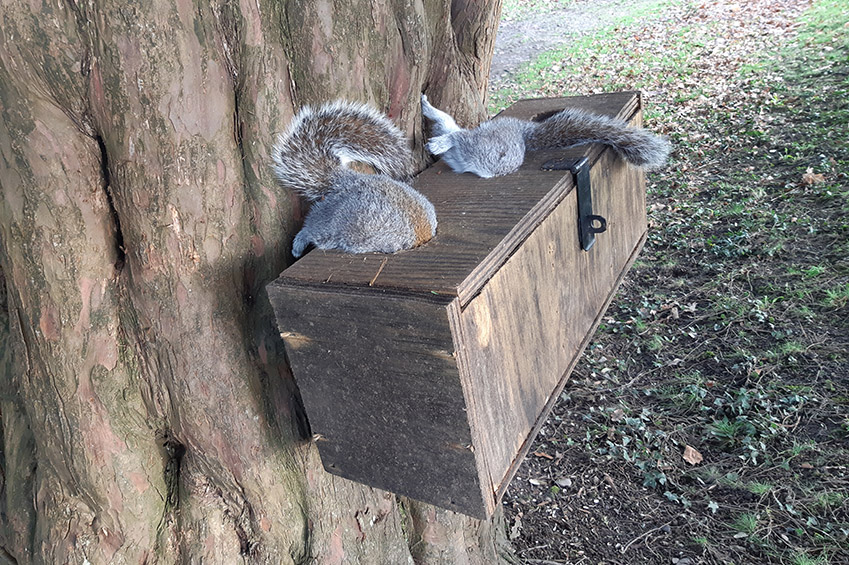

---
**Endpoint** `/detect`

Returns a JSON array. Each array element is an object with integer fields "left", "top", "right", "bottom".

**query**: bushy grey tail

[
  {"left": 272, "top": 101, "right": 413, "bottom": 200},
  {"left": 525, "top": 108, "right": 671, "bottom": 170}
]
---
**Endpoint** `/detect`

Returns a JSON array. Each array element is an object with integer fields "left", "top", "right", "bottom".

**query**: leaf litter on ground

[{"left": 496, "top": 0, "right": 849, "bottom": 564}]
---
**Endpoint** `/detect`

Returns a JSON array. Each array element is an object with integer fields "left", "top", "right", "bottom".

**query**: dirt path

[{"left": 490, "top": 0, "right": 661, "bottom": 86}]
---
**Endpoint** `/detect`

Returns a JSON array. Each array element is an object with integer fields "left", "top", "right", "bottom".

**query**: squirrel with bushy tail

[
  {"left": 272, "top": 101, "right": 437, "bottom": 257},
  {"left": 272, "top": 96, "right": 669, "bottom": 257},
  {"left": 421, "top": 94, "right": 670, "bottom": 177}
]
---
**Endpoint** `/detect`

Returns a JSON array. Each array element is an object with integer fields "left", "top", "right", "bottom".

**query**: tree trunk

[{"left": 0, "top": 1, "right": 513, "bottom": 563}]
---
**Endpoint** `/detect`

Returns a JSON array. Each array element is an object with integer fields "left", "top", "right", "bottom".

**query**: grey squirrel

[
  {"left": 272, "top": 101, "right": 437, "bottom": 257},
  {"left": 421, "top": 94, "right": 670, "bottom": 177}
]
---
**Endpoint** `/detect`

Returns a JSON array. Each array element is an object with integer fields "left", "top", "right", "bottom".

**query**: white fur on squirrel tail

[
  {"left": 525, "top": 108, "right": 671, "bottom": 170},
  {"left": 272, "top": 101, "right": 413, "bottom": 200}
]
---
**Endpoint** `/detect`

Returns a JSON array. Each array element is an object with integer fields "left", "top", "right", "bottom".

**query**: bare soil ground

[{"left": 492, "top": 1, "right": 849, "bottom": 564}]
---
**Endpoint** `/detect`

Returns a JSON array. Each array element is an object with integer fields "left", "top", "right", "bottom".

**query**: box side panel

[
  {"left": 454, "top": 147, "right": 647, "bottom": 501},
  {"left": 266, "top": 285, "right": 487, "bottom": 517}
]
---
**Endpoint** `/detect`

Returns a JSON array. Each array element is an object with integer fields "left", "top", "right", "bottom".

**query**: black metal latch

[{"left": 542, "top": 156, "right": 607, "bottom": 251}]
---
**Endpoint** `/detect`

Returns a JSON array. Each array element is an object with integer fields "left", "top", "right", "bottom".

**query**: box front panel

[
  {"left": 267, "top": 284, "right": 487, "bottom": 516},
  {"left": 453, "top": 147, "right": 647, "bottom": 501}
]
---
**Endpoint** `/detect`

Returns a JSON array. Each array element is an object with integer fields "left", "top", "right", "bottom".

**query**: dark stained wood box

[{"left": 267, "top": 92, "right": 648, "bottom": 518}]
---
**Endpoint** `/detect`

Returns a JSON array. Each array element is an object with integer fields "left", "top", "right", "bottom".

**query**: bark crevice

[
  {"left": 275, "top": 4, "right": 294, "bottom": 106},
  {"left": 156, "top": 429, "right": 185, "bottom": 513},
  {"left": 0, "top": 545, "right": 19, "bottom": 565},
  {"left": 94, "top": 135, "right": 126, "bottom": 273},
  {"left": 231, "top": 503, "right": 260, "bottom": 558}
]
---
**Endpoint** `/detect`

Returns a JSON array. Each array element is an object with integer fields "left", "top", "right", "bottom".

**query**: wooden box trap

[{"left": 267, "top": 92, "right": 648, "bottom": 518}]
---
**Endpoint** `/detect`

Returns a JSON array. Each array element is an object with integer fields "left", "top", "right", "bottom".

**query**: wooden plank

[
  {"left": 497, "top": 90, "right": 640, "bottom": 122},
  {"left": 266, "top": 282, "right": 489, "bottom": 517},
  {"left": 494, "top": 231, "right": 646, "bottom": 502},
  {"left": 277, "top": 92, "right": 640, "bottom": 303},
  {"left": 453, "top": 145, "right": 647, "bottom": 502}
]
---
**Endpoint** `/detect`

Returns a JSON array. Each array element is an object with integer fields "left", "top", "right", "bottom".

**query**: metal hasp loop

[
  {"left": 541, "top": 156, "right": 608, "bottom": 251},
  {"left": 571, "top": 157, "right": 608, "bottom": 251}
]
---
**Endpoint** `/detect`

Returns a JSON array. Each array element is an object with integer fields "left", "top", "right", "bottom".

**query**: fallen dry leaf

[
  {"left": 555, "top": 476, "right": 572, "bottom": 488},
  {"left": 683, "top": 445, "right": 704, "bottom": 465},
  {"left": 801, "top": 168, "right": 826, "bottom": 185}
]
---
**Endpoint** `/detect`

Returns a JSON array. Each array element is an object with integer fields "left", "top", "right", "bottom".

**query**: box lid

[{"left": 276, "top": 91, "right": 640, "bottom": 308}]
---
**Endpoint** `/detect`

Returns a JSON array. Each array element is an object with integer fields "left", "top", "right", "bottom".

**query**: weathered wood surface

[
  {"left": 270, "top": 93, "right": 648, "bottom": 518},
  {"left": 453, "top": 146, "right": 647, "bottom": 507},
  {"left": 278, "top": 91, "right": 641, "bottom": 306},
  {"left": 266, "top": 285, "right": 489, "bottom": 517}
]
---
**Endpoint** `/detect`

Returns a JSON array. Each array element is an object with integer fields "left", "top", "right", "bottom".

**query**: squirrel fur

[
  {"left": 272, "top": 101, "right": 437, "bottom": 257},
  {"left": 421, "top": 94, "right": 670, "bottom": 178}
]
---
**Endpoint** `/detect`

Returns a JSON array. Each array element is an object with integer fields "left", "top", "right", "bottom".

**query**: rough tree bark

[{"left": 0, "top": 0, "right": 514, "bottom": 563}]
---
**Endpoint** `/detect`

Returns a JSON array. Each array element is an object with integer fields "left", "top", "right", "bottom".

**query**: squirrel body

[
  {"left": 290, "top": 170, "right": 437, "bottom": 257},
  {"left": 273, "top": 101, "right": 436, "bottom": 257},
  {"left": 422, "top": 94, "right": 670, "bottom": 177}
]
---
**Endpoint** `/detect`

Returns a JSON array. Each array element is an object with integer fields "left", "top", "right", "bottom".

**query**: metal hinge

[{"left": 542, "top": 156, "right": 607, "bottom": 251}]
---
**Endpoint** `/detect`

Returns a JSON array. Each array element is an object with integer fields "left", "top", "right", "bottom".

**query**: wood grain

[
  {"left": 452, "top": 143, "right": 647, "bottom": 504},
  {"left": 267, "top": 92, "right": 648, "bottom": 517},
  {"left": 278, "top": 92, "right": 640, "bottom": 305},
  {"left": 266, "top": 283, "right": 489, "bottom": 517}
]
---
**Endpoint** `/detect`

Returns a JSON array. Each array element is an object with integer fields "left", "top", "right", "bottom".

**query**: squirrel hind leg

[{"left": 421, "top": 94, "right": 463, "bottom": 136}]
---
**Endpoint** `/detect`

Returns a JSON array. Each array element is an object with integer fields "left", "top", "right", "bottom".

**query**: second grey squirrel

[
  {"left": 272, "top": 101, "right": 437, "bottom": 257},
  {"left": 421, "top": 94, "right": 670, "bottom": 177}
]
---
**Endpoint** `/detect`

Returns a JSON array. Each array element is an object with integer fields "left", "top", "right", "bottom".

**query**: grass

[
  {"left": 501, "top": 1, "right": 849, "bottom": 563},
  {"left": 490, "top": 0, "right": 683, "bottom": 111},
  {"left": 747, "top": 482, "right": 774, "bottom": 496},
  {"left": 825, "top": 283, "right": 849, "bottom": 308},
  {"left": 731, "top": 512, "right": 760, "bottom": 535},
  {"left": 792, "top": 555, "right": 829, "bottom": 565}
]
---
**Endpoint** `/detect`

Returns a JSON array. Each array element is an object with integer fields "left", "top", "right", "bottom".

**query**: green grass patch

[
  {"left": 746, "top": 482, "right": 773, "bottom": 496},
  {"left": 824, "top": 283, "right": 849, "bottom": 308},
  {"left": 489, "top": 0, "right": 683, "bottom": 112},
  {"left": 731, "top": 512, "right": 760, "bottom": 535}
]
